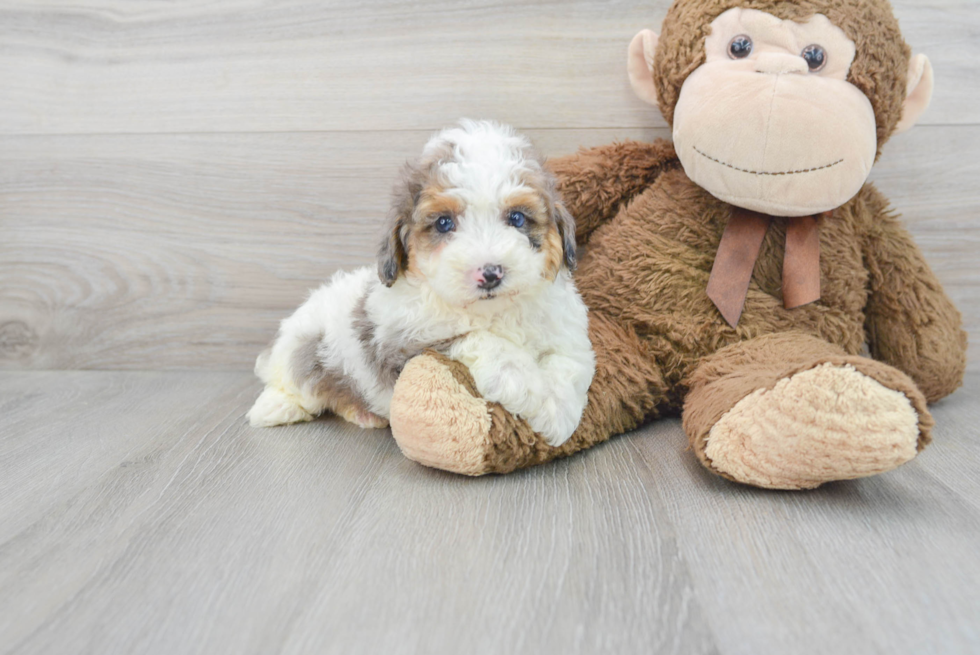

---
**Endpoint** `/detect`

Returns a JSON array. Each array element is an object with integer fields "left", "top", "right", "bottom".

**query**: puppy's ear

[
  {"left": 538, "top": 158, "right": 577, "bottom": 272},
  {"left": 377, "top": 215, "right": 407, "bottom": 287},
  {"left": 553, "top": 200, "right": 577, "bottom": 271},
  {"left": 377, "top": 163, "right": 420, "bottom": 286}
]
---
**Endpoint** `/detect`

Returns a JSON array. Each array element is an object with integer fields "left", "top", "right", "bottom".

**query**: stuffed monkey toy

[{"left": 387, "top": 0, "right": 967, "bottom": 489}]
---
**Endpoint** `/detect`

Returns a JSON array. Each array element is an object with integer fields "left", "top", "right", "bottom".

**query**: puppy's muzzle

[{"left": 476, "top": 264, "right": 504, "bottom": 291}]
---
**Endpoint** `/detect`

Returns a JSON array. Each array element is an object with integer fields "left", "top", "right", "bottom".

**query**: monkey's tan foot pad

[
  {"left": 389, "top": 352, "right": 494, "bottom": 475},
  {"left": 706, "top": 363, "right": 920, "bottom": 490}
]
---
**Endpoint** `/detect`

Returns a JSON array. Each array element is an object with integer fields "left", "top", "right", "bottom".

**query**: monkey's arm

[
  {"left": 547, "top": 139, "right": 678, "bottom": 244},
  {"left": 861, "top": 187, "right": 967, "bottom": 402}
]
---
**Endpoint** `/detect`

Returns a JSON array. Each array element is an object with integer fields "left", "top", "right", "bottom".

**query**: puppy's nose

[{"left": 477, "top": 264, "right": 504, "bottom": 290}]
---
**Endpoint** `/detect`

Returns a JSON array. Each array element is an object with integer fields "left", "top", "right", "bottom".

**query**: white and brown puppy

[{"left": 247, "top": 120, "right": 595, "bottom": 446}]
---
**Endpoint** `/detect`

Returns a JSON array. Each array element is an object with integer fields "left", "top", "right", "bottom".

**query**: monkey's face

[{"left": 672, "top": 9, "right": 876, "bottom": 216}]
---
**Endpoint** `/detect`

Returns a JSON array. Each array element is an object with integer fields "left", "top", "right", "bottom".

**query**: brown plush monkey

[{"left": 387, "top": 0, "right": 967, "bottom": 489}]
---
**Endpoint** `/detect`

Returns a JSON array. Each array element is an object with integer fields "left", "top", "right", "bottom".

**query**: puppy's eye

[
  {"left": 508, "top": 211, "right": 526, "bottom": 228},
  {"left": 728, "top": 35, "right": 753, "bottom": 59},
  {"left": 434, "top": 215, "right": 455, "bottom": 233},
  {"left": 802, "top": 44, "right": 827, "bottom": 72}
]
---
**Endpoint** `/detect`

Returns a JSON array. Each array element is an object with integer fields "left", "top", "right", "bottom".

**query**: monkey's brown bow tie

[{"left": 706, "top": 207, "right": 828, "bottom": 328}]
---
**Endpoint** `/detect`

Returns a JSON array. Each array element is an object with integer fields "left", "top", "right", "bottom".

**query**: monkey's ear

[
  {"left": 554, "top": 201, "right": 577, "bottom": 271},
  {"left": 894, "top": 54, "right": 934, "bottom": 134},
  {"left": 628, "top": 29, "right": 660, "bottom": 106}
]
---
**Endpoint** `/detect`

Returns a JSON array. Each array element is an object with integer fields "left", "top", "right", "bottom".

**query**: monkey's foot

[
  {"left": 389, "top": 352, "right": 495, "bottom": 475},
  {"left": 705, "top": 363, "right": 922, "bottom": 490}
]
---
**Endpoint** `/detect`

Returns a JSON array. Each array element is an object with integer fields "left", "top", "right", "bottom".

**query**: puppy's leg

[
  {"left": 529, "top": 350, "right": 595, "bottom": 447},
  {"left": 448, "top": 329, "right": 595, "bottom": 447},
  {"left": 250, "top": 327, "right": 390, "bottom": 430},
  {"left": 248, "top": 339, "right": 388, "bottom": 429},
  {"left": 247, "top": 385, "right": 315, "bottom": 427},
  {"left": 247, "top": 337, "right": 319, "bottom": 427},
  {"left": 449, "top": 331, "right": 548, "bottom": 428},
  {"left": 314, "top": 374, "right": 389, "bottom": 430},
  {"left": 248, "top": 380, "right": 387, "bottom": 429}
]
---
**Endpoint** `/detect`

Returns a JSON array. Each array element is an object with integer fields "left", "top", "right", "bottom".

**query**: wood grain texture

[
  {"left": 2, "top": 125, "right": 977, "bottom": 371},
  {"left": 1, "top": 2, "right": 977, "bottom": 653},
  {"left": 0, "top": 0, "right": 975, "bottom": 135},
  {"left": 0, "top": 370, "right": 716, "bottom": 655},
  {"left": 1, "top": 370, "right": 977, "bottom": 654},
  {"left": 629, "top": 374, "right": 980, "bottom": 655}
]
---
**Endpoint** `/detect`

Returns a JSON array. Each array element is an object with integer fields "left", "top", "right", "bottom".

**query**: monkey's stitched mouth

[{"left": 694, "top": 146, "right": 844, "bottom": 176}]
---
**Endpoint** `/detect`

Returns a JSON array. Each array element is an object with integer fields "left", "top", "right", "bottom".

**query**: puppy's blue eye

[
  {"left": 508, "top": 211, "right": 526, "bottom": 228},
  {"left": 435, "top": 215, "right": 455, "bottom": 233}
]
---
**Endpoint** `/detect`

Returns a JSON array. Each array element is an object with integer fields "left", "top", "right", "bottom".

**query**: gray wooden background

[
  {"left": 2, "top": 3, "right": 979, "bottom": 654},
  {"left": 1, "top": 0, "right": 977, "bottom": 372}
]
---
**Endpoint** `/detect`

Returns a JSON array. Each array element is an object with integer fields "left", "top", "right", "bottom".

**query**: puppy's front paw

[
  {"left": 525, "top": 396, "right": 580, "bottom": 447},
  {"left": 472, "top": 362, "right": 539, "bottom": 416},
  {"left": 247, "top": 387, "right": 314, "bottom": 427}
]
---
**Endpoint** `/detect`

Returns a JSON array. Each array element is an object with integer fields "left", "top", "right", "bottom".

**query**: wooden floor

[
  {"left": 2, "top": 1, "right": 979, "bottom": 653},
  {"left": 0, "top": 371, "right": 977, "bottom": 655}
]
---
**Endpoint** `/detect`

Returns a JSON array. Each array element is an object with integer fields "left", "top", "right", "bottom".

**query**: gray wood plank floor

[
  {"left": 1, "top": 372, "right": 977, "bottom": 655},
  {"left": 2, "top": 1, "right": 979, "bottom": 654}
]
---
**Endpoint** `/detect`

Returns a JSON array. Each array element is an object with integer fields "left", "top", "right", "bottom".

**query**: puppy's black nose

[{"left": 478, "top": 264, "right": 504, "bottom": 290}]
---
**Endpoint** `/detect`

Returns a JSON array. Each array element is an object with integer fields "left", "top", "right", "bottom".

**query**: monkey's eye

[
  {"left": 728, "top": 35, "right": 753, "bottom": 59},
  {"left": 802, "top": 44, "right": 827, "bottom": 72},
  {"left": 434, "top": 215, "right": 455, "bottom": 233},
  {"left": 508, "top": 210, "right": 526, "bottom": 228}
]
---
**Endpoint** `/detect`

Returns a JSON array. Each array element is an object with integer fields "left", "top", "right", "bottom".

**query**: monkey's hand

[
  {"left": 547, "top": 139, "right": 678, "bottom": 245},
  {"left": 861, "top": 186, "right": 967, "bottom": 403}
]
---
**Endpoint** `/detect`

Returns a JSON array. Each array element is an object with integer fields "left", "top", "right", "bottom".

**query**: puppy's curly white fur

[{"left": 247, "top": 120, "right": 595, "bottom": 446}]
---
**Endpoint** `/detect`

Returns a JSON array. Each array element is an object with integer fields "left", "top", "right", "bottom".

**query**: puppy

[{"left": 247, "top": 119, "right": 595, "bottom": 446}]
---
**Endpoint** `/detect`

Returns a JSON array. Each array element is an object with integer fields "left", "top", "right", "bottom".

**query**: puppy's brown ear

[
  {"left": 554, "top": 200, "right": 577, "bottom": 271},
  {"left": 377, "top": 163, "right": 420, "bottom": 286},
  {"left": 377, "top": 218, "right": 407, "bottom": 287},
  {"left": 539, "top": 158, "right": 577, "bottom": 272}
]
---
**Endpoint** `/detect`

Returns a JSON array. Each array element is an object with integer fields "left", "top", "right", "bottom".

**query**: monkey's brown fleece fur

[
  {"left": 393, "top": 139, "right": 965, "bottom": 484},
  {"left": 389, "top": 0, "right": 967, "bottom": 488}
]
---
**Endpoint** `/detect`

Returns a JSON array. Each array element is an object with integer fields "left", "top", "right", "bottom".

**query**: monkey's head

[{"left": 628, "top": 0, "right": 933, "bottom": 217}]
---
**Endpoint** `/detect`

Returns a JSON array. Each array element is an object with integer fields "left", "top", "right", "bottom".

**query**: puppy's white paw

[
  {"left": 526, "top": 396, "right": 580, "bottom": 447},
  {"left": 247, "top": 387, "right": 314, "bottom": 427},
  {"left": 472, "top": 362, "right": 539, "bottom": 416}
]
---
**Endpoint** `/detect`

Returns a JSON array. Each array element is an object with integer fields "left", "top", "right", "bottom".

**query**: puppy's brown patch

[
  {"left": 353, "top": 290, "right": 459, "bottom": 387},
  {"left": 289, "top": 333, "right": 378, "bottom": 423},
  {"left": 504, "top": 185, "right": 571, "bottom": 280},
  {"left": 378, "top": 142, "right": 458, "bottom": 286},
  {"left": 405, "top": 188, "right": 462, "bottom": 277},
  {"left": 541, "top": 226, "right": 565, "bottom": 281}
]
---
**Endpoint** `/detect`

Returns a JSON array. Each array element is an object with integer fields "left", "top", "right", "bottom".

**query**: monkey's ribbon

[{"left": 706, "top": 207, "right": 825, "bottom": 328}]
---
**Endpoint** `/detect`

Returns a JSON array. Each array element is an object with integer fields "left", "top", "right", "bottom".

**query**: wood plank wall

[{"left": 1, "top": 0, "right": 977, "bottom": 371}]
